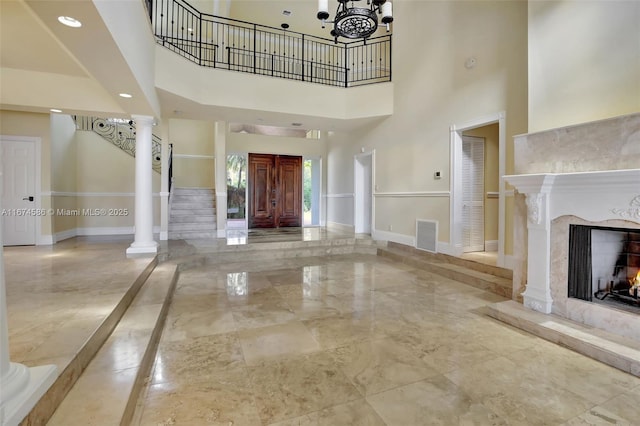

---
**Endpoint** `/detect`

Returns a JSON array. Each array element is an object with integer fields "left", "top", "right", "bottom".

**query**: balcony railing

[{"left": 152, "top": 0, "right": 392, "bottom": 87}]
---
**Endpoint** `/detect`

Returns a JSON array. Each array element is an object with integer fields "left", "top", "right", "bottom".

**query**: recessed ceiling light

[
  {"left": 283, "top": 10, "right": 292, "bottom": 16},
  {"left": 292, "top": 122, "right": 302, "bottom": 126},
  {"left": 119, "top": 93, "right": 133, "bottom": 98},
  {"left": 50, "top": 109, "right": 62, "bottom": 113},
  {"left": 58, "top": 16, "right": 82, "bottom": 28},
  {"left": 281, "top": 23, "right": 290, "bottom": 29}
]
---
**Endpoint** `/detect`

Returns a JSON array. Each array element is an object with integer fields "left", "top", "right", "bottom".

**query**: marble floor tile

[
  {"left": 138, "top": 367, "right": 262, "bottom": 426},
  {"left": 329, "top": 337, "right": 441, "bottom": 395},
  {"left": 366, "top": 374, "right": 506, "bottom": 426},
  {"left": 267, "top": 399, "right": 386, "bottom": 426},
  {"left": 237, "top": 321, "right": 321, "bottom": 365},
  {"left": 153, "top": 332, "right": 245, "bottom": 384},
  {"left": 247, "top": 352, "right": 362, "bottom": 424}
]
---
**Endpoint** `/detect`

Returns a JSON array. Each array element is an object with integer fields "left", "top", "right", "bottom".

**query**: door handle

[
  {"left": 23, "top": 196, "right": 34, "bottom": 202},
  {"left": 271, "top": 200, "right": 276, "bottom": 206}
]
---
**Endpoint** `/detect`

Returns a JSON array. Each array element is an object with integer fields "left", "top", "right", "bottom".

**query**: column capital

[{"left": 131, "top": 115, "right": 155, "bottom": 126}]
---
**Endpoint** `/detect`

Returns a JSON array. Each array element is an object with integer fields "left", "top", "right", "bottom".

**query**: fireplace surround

[{"left": 504, "top": 169, "right": 640, "bottom": 340}]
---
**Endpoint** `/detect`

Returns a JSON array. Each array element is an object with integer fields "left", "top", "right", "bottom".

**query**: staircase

[{"left": 169, "top": 187, "right": 217, "bottom": 239}]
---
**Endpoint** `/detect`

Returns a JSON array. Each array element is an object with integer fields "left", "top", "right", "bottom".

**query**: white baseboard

[
  {"left": 54, "top": 226, "right": 161, "bottom": 242},
  {"left": 327, "top": 222, "right": 355, "bottom": 233},
  {"left": 485, "top": 240, "right": 498, "bottom": 251},
  {"left": 38, "top": 235, "right": 55, "bottom": 245},
  {"left": 76, "top": 226, "right": 134, "bottom": 236},
  {"left": 54, "top": 228, "right": 77, "bottom": 243},
  {"left": 372, "top": 229, "right": 415, "bottom": 246}
]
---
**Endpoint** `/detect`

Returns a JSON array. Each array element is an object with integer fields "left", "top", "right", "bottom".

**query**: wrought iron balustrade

[
  {"left": 74, "top": 116, "right": 162, "bottom": 173},
  {"left": 152, "top": 0, "right": 392, "bottom": 87}
]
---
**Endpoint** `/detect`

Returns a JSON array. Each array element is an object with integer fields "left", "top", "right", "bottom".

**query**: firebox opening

[{"left": 568, "top": 225, "right": 640, "bottom": 313}]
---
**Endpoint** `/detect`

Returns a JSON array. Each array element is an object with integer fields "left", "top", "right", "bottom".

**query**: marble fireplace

[{"left": 505, "top": 113, "right": 640, "bottom": 341}]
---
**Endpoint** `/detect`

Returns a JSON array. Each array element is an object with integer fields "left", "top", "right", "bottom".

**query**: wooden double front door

[{"left": 248, "top": 153, "right": 302, "bottom": 228}]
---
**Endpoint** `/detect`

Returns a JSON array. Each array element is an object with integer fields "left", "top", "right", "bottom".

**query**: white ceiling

[{"left": 0, "top": 0, "right": 388, "bottom": 131}]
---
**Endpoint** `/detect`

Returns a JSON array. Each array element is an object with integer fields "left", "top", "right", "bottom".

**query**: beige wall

[
  {"left": 74, "top": 130, "right": 161, "bottom": 230},
  {"left": 528, "top": 1, "right": 640, "bottom": 132},
  {"left": 169, "top": 118, "right": 215, "bottom": 188},
  {"left": 326, "top": 1, "right": 528, "bottom": 247},
  {"left": 50, "top": 114, "right": 78, "bottom": 234}
]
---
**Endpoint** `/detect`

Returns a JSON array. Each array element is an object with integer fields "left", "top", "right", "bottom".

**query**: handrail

[
  {"left": 73, "top": 116, "right": 162, "bottom": 173},
  {"left": 152, "top": 0, "right": 391, "bottom": 87},
  {"left": 168, "top": 143, "right": 173, "bottom": 197}
]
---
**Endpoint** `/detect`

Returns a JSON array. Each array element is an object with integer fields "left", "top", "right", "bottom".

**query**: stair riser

[
  {"left": 171, "top": 202, "right": 215, "bottom": 209},
  {"left": 378, "top": 249, "right": 511, "bottom": 297},
  {"left": 173, "top": 188, "right": 214, "bottom": 195},
  {"left": 201, "top": 245, "right": 378, "bottom": 265},
  {"left": 169, "top": 215, "right": 216, "bottom": 223},
  {"left": 172, "top": 198, "right": 215, "bottom": 205},
  {"left": 386, "top": 242, "right": 512, "bottom": 279}
]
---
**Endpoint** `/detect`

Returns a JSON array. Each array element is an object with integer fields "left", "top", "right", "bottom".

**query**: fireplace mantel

[{"left": 504, "top": 168, "right": 640, "bottom": 313}]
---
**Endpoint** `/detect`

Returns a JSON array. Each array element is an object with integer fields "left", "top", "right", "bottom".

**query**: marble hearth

[{"left": 505, "top": 169, "right": 640, "bottom": 340}]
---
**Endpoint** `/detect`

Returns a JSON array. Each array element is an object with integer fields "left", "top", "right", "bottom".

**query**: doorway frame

[
  {"left": 0, "top": 135, "right": 43, "bottom": 246},
  {"left": 449, "top": 112, "right": 506, "bottom": 266},
  {"left": 303, "top": 156, "right": 323, "bottom": 227},
  {"left": 354, "top": 150, "right": 375, "bottom": 235}
]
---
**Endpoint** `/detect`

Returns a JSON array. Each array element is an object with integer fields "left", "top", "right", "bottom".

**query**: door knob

[{"left": 23, "top": 196, "right": 34, "bottom": 202}]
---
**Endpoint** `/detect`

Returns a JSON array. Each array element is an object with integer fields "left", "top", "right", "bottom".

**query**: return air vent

[{"left": 416, "top": 219, "right": 438, "bottom": 253}]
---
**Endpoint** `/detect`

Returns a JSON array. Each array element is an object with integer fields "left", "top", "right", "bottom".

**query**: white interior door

[
  {"left": 1, "top": 139, "right": 36, "bottom": 246},
  {"left": 462, "top": 136, "right": 484, "bottom": 252}
]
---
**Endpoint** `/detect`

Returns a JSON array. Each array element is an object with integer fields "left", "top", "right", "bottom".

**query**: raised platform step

[
  {"left": 21, "top": 256, "right": 159, "bottom": 425},
  {"left": 168, "top": 230, "right": 218, "bottom": 240},
  {"left": 486, "top": 300, "right": 640, "bottom": 377},
  {"left": 164, "top": 237, "right": 385, "bottom": 265},
  {"left": 378, "top": 243, "right": 512, "bottom": 297},
  {"left": 47, "top": 262, "right": 179, "bottom": 425}
]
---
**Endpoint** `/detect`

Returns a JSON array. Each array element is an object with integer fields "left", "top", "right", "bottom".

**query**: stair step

[
  {"left": 170, "top": 208, "right": 216, "bottom": 216},
  {"left": 47, "top": 263, "right": 179, "bottom": 426},
  {"left": 171, "top": 194, "right": 215, "bottom": 203},
  {"left": 169, "top": 214, "right": 216, "bottom": 223},
  {"left": 378, "top": 245, "right": 512, "bottom": 298},
  {"left": 172, "top": 187, "right": 214, "bottom": 195},
  {"left": 386, "top": 241, "right": 513, "bottom": 279},
  {"left": 171, "top": 201, "right": 215, "bottom": 209}
]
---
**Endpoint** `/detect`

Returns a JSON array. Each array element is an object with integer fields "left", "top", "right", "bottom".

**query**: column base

[
  {"left": 522, "top": 290, "right": 553, "bottom": 314},
  {"left": 126, "top": 241, "right": 158, "bottom": 255},
  {"left": 1, "top": 363, "right": 57, "bottom": 426}
]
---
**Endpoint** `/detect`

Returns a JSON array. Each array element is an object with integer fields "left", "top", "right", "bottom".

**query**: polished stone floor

[
  {"left": 136, "top": 255, "right": 640, "bottom": 425},
  {"left": 4, "top": 235, "right": 640, "bottom": 425}
]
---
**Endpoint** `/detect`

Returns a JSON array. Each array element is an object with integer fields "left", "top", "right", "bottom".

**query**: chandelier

[{"left": 317, "top": 0, "right": 393, "bottom": 40}]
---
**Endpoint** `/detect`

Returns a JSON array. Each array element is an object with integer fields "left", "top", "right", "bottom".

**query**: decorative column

[
  {"left": 214, "top": 121, "right": 227, "bottom": 238},
  {"left": 127, "top": 115, "right": 158, "bottom": 255},
  {"left": 1, "top": 161, "right": 56, "bottom": 425},
  {"left": 503, "top": 174, "right": 556, "bottom": 314}
]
